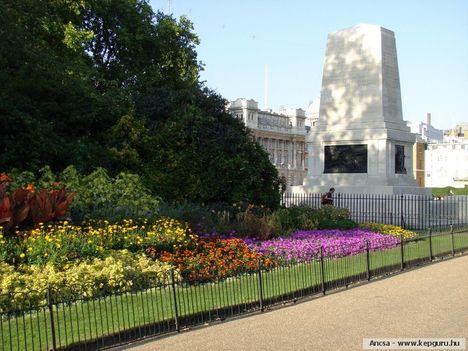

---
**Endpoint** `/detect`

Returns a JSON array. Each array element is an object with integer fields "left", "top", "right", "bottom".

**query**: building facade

[
  {"left": 412, "top": 137, "right": 426, "bottom": 187},
  {"left": 409, "top": 113, "right": 444, "bottom": 143},
  {"left": 228, "top": 98, "right": 308, "bottom": 186},
  {"left": 425, "top": 141, "right": 468, "bottom": 188},
  {"left": 444, "top": 123, "right": 468, "bottom": 141}
]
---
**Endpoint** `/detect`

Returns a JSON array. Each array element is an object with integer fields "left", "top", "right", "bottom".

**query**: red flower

[{"left": 0, "top": 173, "right": 11, "bottom": 183}]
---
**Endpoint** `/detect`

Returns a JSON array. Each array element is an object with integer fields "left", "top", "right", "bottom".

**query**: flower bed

[
  {"left": 151, "top": 237, "right": 277, "bottom": 283},
  {"left": 0, "top": 250, "right": 176, "bottom": 311},
  {"left": 359, "top": 222, "right": 417, "bottom": 240},
  {"left": 2, "top": 218, "right": 195, "bottom": 266},
  {"left": 245, "top": 228, "right": 400, "bottom": 263}
]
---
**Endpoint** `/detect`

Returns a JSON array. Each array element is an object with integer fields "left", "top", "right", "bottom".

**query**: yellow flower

[{"left": 20, "top": 253, "right": 26, "bottom": 258}]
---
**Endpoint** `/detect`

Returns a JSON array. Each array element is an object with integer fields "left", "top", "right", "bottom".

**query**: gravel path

[{"left": 120, "top": 255, "right": 468, "bottom": 351}]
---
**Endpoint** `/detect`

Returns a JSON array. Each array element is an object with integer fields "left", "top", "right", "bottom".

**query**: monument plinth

[{"left": 295, "top": 24, "right": 428, "bottom": 195}]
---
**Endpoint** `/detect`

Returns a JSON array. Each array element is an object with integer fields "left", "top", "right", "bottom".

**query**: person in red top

[{"left": 321, "top": 187, "right": 335, "bottom": 206}]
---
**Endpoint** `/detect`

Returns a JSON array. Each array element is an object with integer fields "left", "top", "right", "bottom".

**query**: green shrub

[
  {"left": 0, "top": 232, "right": 22, "bottom": 264},
  {"left": 159, "top": 201, "right": 232, "bottom": 234},
  {"left": 232, "top": 206, "right": 276, "bottom": 240},
  {"left": 269, "top": 206, "right": 318, "bottom": 235},
  {"left": 317, "top": 218, "right": 358, "bottom": 230},
  {"left": 5, "top": 166, "right": 162, "bottom": 223},
  {"left": 59, "top": 166, "right": 161, "bottom": 222},
  {"left": 312, "top": 206, "right": 357, "bottom": 230},
  {"left": 314, "top": 206, "right": 351, "bottom": 221}
]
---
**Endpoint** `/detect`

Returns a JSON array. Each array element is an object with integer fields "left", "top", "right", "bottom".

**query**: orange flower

[
  {"left": 26, "top": 183, "right": 35, "bottom": 192},
  {"left": 0, "top": 173, "right": 11, "bottom": 183}
]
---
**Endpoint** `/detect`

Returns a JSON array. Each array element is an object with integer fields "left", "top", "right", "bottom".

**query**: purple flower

[{"left": 245, "top": 229, "right": 400, "bottom": 262}]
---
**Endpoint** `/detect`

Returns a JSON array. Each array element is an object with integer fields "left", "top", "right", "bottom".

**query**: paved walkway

[{"left": 122, "top": 255, "right": 468, "bottom": 351}]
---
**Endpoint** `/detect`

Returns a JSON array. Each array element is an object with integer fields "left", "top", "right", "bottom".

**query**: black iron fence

[
  {"left": 281, "top": 193, "right": 468, "bottom": 231},
  {"left": 1, "top": 228, "right": 468, "bottom": 351}
]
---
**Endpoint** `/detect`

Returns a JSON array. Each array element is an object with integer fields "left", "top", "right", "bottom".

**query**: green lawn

[
  {"left": 2, "top": 231, "right": 468, "bottom": 351},
  {"left": 431, "top": 187, "right": 468, "bottom": 196}
]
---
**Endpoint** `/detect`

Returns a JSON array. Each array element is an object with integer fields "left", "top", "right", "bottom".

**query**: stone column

[{"left": 295, "top": 24, "right": 426, "bottom": 195}]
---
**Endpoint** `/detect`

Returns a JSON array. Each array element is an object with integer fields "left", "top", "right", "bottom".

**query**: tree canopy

[{"left": 0, "top": 0, "right": 281, "bottom": 209}]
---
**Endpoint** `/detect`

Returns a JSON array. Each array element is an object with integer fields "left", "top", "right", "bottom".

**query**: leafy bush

[
  {"left": 268, "top": 206, "right": 355, "bottom": 235},
  {"left": 4, "top": 166, "right": 161, "bottom": 223},
  {"left": 0, "top": 250, "right": 178, "bottom": 311},
  {"left": 232, "top": 206, "right": 276, "bottom": 240},
  {"left": 311, "top": 206, "right": 358, "bottom": 230},
  {"left": 314, "top": 206, "right": 351, "bottom": 221},
  {"left": 0, "top": 230, "right": 23, "bottom": 263},
  {"left": 0, "top": 172, "right": 74, "bottom": 235},
  {"left": 159, "top": 201, "right": 233, "bottom": 234},
  {"left": 359, "top": 222, "right": 417, "bottom": 240},
  {"left": 59, "top": 166, "right": 161, "bottom": 222},
  {"left": 318, "top": 218, "right": 358, "bottom": 230},
  {"left": 150, "top": 237, "right": 277, "bottom": 283},
  {"left": 269, "top": 206, "right": 318, "bottom": 235}
]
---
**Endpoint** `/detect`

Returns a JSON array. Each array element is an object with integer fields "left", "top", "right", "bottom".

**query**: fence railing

[
  {"left": 281, "top": 193, "right": 468, "bottom": 231},
  {"left": 2, "top": 227, "right": 468, "bottom": 351}
]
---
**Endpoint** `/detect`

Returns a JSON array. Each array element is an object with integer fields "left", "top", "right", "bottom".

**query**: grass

[
  {"left": 2, "top": 231, "right": 468, "bottom": 351},
  {"left": 431, "top": 187, "right": 468, "bottom": 196}
]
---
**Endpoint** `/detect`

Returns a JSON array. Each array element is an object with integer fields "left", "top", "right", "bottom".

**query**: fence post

[
  {"left": 450, "top": 225, "right": 455, "bottom": 256},
  {"left": 170, "top": 270, "right": 180, "bottom": 332},
  {"left": 400, "top": 235, "right": 404, "bottom": 271},
  {"left": 47, "top": 286, "right": 57, "bottom": 351},
  {"left": 257, "top": 259, "right": 264, "bottom": 312},
  {"left": 320, "top": 247, "right": 326, "bottom": 295},
  {"left": 365, "top": 240, "right": 371, "bottom": 281},
  {"left": 400, "top": 195, "right": 405, "bottom": 228},
  {"left": 428, "top": 228, "right": 433, "bottom": 262}
]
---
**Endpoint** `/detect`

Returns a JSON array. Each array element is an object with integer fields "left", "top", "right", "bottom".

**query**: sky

[{"left": 149, "top": 0, "right": 468, "bottom": 130}]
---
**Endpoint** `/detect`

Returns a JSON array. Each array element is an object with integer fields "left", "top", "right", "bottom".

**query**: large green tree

[
  {"left": 0, "top": 0, "right": 124, "bottom": 171},
  {"left": 140, "top": 88, "right": 281, "bottom": 209},
  {"left": 0, "top": 0, "right": 281, "bottom": 209}
]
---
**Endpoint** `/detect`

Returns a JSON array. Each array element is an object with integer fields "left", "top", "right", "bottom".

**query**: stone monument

[{"left": 295, "top": 24, "right": 428, "bottom": 195}]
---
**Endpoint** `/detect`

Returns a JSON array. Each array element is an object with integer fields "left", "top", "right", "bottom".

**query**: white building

[
  {"left": 408, "top": 113, "right": 444, "bottom": 143},
  {"left": 228, "top": 98, "right": 308, "bottom": 186},
  {"left": 444, "top": 122, "right": 468, "bottom": 143},
  {"left": 305, "top": 97, "right": 320, "bottom": 127},
  {"left": 425, "top": 142, "right": 468, "bottom": 188}
]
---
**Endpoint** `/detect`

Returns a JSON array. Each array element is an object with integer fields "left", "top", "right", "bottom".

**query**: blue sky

[{"left": 149, "top": 0, "right": 468, "bottom": 129}]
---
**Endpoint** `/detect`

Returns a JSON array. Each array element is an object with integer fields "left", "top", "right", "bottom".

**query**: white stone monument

[{"left": 295, "top": 24, "right": 428, "bottom": 195}]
